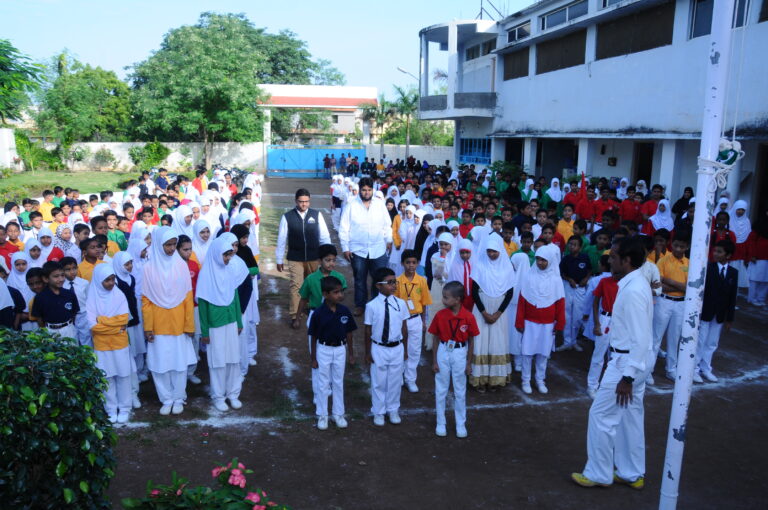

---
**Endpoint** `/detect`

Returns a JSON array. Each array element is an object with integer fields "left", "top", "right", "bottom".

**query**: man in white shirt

[
  {"left": 572, "top": 236, "right": 655, "bottom": 490},
  {"left": 276, "top": 189, "right": 331, "bottom": 323},
  {"left": 339, "top": 178, "right": 393, "bottom": 316}
]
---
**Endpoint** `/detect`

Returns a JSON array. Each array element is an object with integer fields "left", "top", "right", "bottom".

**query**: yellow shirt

[
  {"left": 38, "top": 202, "right": 54, "bottom": 222},
  {"left": 657, "top": 253, "right": 689, "bottom": 297},
  {"left": 142, "top": 291, "right": 195, "bottom": 336},
  {"left": 557, "top": 219, "right": 574, "bottom": 241},
  {"left": 92, "top": 313, "right": 130, "bottom": 351},
  {"left": 647, "top": 250, "right": 667, "bottom": 265},
  {"left": 9, "top": 239, "right": 24, "bottom": 251},
  {"left": 391, "top": 215, "right": 403, "bottom": 249},
  {"left": 77, "top": 259, "right": 105, "bottom": 282},
  {"left": 504, "top": 240, "right": 519, "bottom": 257},
  {"left": 107, "top": 240, "right": 120, "bottom": 257},
  {"left": 395, "top": 273, "right": 432, "bottom": 315}
]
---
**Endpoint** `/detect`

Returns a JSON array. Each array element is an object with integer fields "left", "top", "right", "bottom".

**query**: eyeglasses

[{"left": 377, "top": 280, "right": 397, "bottom": 285}]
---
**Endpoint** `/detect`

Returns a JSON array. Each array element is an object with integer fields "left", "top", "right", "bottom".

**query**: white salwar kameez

[
  {"left": 471, "top": 291, "right": 512, "bottom": 387},
  {"left": 208, "top": 322, "right": 243, "bottom": 404},
  {"left": 147, "top": 334, "right": 197, "bottom": 406}
]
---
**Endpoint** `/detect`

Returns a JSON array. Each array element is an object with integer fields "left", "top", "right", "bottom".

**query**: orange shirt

[
  {"left": 395, "top": 273, "right": 432, "bottom": 315},
  {"left": 657, "top": 253, "right": 689, "bottom": 297}
]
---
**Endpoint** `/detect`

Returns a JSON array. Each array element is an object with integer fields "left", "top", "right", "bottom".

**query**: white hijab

[
  {"left": 7, "top": 252, "right": 30, "bottom": 298},
  {"left": 616, "top": 178, "right": 629, "bottom": 200},
  {"left": 172, "top": 205, "right": 195, "bottom": 237},
  {"left": 524, "top": 179, "right": 539, "bottom": 200},
  {"left": 546, "top": 178, "right": 563, "bottom": 202},
  {"left": 142, "top": 226, "right": 192, "bottom": 309},
  {"left": 521, "top": 244, "right": 564, "bottom": 308},
  {"left": 112, "top": 251, "right": 133, "bottom": 286},
  {"left": 510, "top": 252, "right": 531, "bottom": 306},
  {"left": 37, "top": 227, "right": 55, "bottom": 260},
  {"left": 195, "top": 233, "right": 248, "bottom": 306},
  {"left": 24, "top": 239, "right": 44, "bottom": 268},
  {"left": 86, "top": 262, "right": 129, "bottom": 330},
  {"left": 192, "top": 219, "right": 212, "bottom": 263},
  {"left": 650, "top": 199, "right": 674, "bottom": 231},
  {"left": 0, "top": 277, "right": 13, "bottom": 311},
  {"left": 730, "top": 200, "right": 751, "bottom": 243},
  {"left": 127, "top": 227, "right": 149, "bottom": 296},
  {"left": 636, "top": 180, "right": 648, "bottom": 196},
  {"left": 470, "top": 232, "right": 515, "bottom": 298}
]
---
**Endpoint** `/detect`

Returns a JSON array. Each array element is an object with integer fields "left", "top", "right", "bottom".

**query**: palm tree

[
  {"left": 360, "top": 93, "right": 394, "bottom": 158},
  {"left": 392, "top": 85, "right": 419, "bottom": 159}
]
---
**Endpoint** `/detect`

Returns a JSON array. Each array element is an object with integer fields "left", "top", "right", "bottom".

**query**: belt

[
  {"left": 373, "top": 340, "right": 401, "bottom": 347},
  {"left": 600, "top": 310, "right": 612, "bottom": 317},
  {"left": 662, "top": 294, "right": 684, "bottom": 302},
  {"left": 318, "top": 339, "right": 346, "bottom": 347},
  {"left": 46, "top": 320, "right": 73, "bottom": 330},
  {"left": 407, "top": 314, "right": 421, "bottom": 320},
  {"left": 609, "top": 346, "right": 629, "bottom": 354},
  {"left": 440, "top": 340, "right": 466, "bottom": 349}
]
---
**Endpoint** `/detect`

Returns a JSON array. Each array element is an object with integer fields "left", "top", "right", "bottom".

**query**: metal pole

[{"left": 659, "top": 0, "right": 736, "bottom": 508}]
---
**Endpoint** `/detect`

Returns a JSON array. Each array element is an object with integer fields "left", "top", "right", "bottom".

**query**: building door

[
  {"left": 632, "top": 142, "right": 654, "bottom": 185},
  {"left": 505, "top": 139, "right": 523, "bottom": 165}
]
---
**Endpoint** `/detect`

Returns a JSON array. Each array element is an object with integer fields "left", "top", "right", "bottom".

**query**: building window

[
  {"left": 503, "top": 48, "right": 530, "bottom": 80},
  {"left": 465, "top": 45, "right": 480, "bottom": 61},
  {"left": 459, "top": 138, "right": 491, "bottom": 165},
  {"left": 507, "top": 22, "right": 531, "bottom": 43},
  {"left": 733, "top": 0, "right": 750, "bottom": 27},
  {"left": 761, "top": 0, "right": 768, "bottom": 21},
  {"left": 541, "top": 0, "right": 589, "bottom": 30},
  {"left": 690, "top": 0, "right": 714, "bottom": 37},
  {"left": 332, "top": 115, "right": 339, "bottom": 124},
  {"left": 602, "top": 0, "right": 623, "bottom": 7},
  {"left": 596, "top": 1, "right": 675, "bottom": 60},
  {"left": 481, "top": 39, "right": 497, "bottom": 55},
  {"left": 536, "top": 29, "right": 587, "bottom": 74}
]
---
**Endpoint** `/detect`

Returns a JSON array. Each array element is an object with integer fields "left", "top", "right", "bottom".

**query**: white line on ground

[{"left": 277, "top": 346, "right": 297, "bottom": 378}]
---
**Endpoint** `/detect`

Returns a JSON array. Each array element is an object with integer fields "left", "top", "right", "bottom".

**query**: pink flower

[
  {"left": 226, "top": 461, "right": 246, "bottom": 470},
  {"left": 253, "top": 506, "right": 266, "bottom": 510},
  {"left": 245, "top": 492, "right": 261, "bottom": 503},
  {"left": 212, "top": 466, "right": 226, "bottom": 478},
  {"left": 228, "top": 472, "right": 247, "bottom": 488},
  {"left": 268, "top": 503, "right": 277, "bottom": 507},
  {"left": 230, "top": 468, "right": 242, "bottom": 476},
  {"left": 150, "top": 489, "right": 161, "bottom": 498}
]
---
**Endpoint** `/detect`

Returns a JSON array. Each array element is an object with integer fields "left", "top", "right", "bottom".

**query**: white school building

[{"left": 418, "top": 0, "right": 768, "bottom": 217}]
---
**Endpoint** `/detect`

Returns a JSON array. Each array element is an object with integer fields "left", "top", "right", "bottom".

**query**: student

[
  {"left": 428, "top": 281, "right": 478, "bottom": 438},
  {"left": 25, "top": 239, "right": 46, "bottom": 269},
  {"left": 508, "top": 252, "right": 531, "bottom": 373},
  {"left": 309, "top": 276, "right": 357, "bottom": 430},
  {"left": 38, "top": 190, "right": 55, "bottom": 222},
  {"left": 142, "top": 226, "right": 196, "bottom": 416},
  {"left": 196, "top": 233, "right": 247, "bottom": 412},
  {"left": 747, "top": 210, "right": 768, "bottom": 306},
  {"left": 394, "top": 249, "right": 432, "bottom": 391},
  {"left": 90, "top": 216, "right": 120, "bottom": 256},
  {"left": 558, "top": 236, "right": 592, "bottom": 352},
  {"left": 648, "top": 228, "right": 670, "bottom": 264},
  {"left": 0, "top": 224, "right": 19, "bottom": 267},
  {"left": 501, "top": 222, "right": 519, "bottom": 257},
  {"left": 446, "top": 238, "right": 474, "bottom": 312},
  {"left": 469, "top": 233, "right": 515, "bottom": 392},
  {"left": 38, "top": 227, "right": 64, "bottom": 262},
  {"left": 31, "top": 261, "right": 79, "bottom": 339},
  {"left": 23, "top": 267, "right": 46, "bottom": 331},
  {"left": 0, "top": 259, "right": 25, "bottom": 330},
  {"left": 112, "top": 251, "right": 145, "bottom": 409},
  {"left": 709, "top": 211, "right": 737, "bottom": 261},
  {"left": 364, "top": 267, "right": 410, "bottom": 426},
  {"left": 459, "top": 209, "right": 474, "bottom": 238},
  {"left": 654, "top": 236, "right": 690, "bottom": 380},
  {"left": 77, "top": 237, "right": 104, "bottom": 282},
  {"left": 516, "top": 244, "right": 566, "bottom": 394},
  {"left": 428, "top": 232, "right": 454, "bottom": 314},
  {"left": 53, "top": 224, "right": 78, "bottom": 260},
  {"left": 60, "top": 256, "right": 91, "bottom": 347},
  {"left": 177, "top": 234, "right": 202, "bottom": 385},
  {"left": 583, "top": 231, "right": 610, "bottom": 275},
  {"left": 514, "top": 231, "right": 535, "bottom": 266},
  {"left": 104, "top": 210, "right": 128, "bottom": 251},
  {"left": 694, "top": 240, "right": 738, "bottom": 383},
  {"left": 230, "top": 224, "right": 260, "bottom": 374},
  {"left": 557, "top": 203, "right": 576, "bottom": 241},
  {"left": 586, "top": 256, "right": 619, "bottom": 398}
]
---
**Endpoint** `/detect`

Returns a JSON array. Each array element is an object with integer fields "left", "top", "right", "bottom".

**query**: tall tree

[
  {"left": 392, "top": 85, "right": 419, "bottom": 158},
  {"left": 0, "top": 39, "right": 42, "bottom": 124},
  {"left": 130, "top": 13, "right": 267, "bottom": 168},
  {"left": 361, "top": 94, "right": 394, "bottom": 156}
]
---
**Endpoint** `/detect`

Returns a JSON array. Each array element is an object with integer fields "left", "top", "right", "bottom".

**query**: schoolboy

[
  {"left": 52, "top": 186, "right": 65, "bottom": 207},
  {"left": 32, "top": 261, "right": 79, "bottom": 339},
  {"left": 586, "top": 255, "right": 618, "bottom": 398},
  {"left": 648, "top": 228, "right": 670, "bottom": 264},
  {"left": 395, "top": 249, "right": 432, "bottom": 392},
  {"left": 694, "top": 240, "right": 737, "bottom": 383},
  {"left": 294, "top": 244, "right": 348, "bottom": 333},
  {"left": 309, "top": 276, "right": 357, "bottom": 430},
  {"left": 90, "top": 216, "right": 120, "bottom": 256},
  {"left": 364, "top": 267, "right": 410, "bottom": 426},
  {"left": 429, "top": 281, "right": 479, "bottom": 438},
  {"left": 60, "top": 256, "right": 91, "bottom": 347},
  {"left": 557, "top": 203, "right": 576, "bottom": 241},
  {"left": 514, "top": 231, "right": 535, "bottom": 265},
  {"left": 558, "top": 236, "right": 591, "bottom": 352},
  {"left": 654, "top": 236, "right": 690, "bottom": 380},
  {"left": 24, "top": 212, "right": 44, "bottom": 242},
  {"left": 0, "top": 224, "right": 19, "bottom": 267},
  {"left": 23, "top": 268, "right": 46, "bottom": 331},
  {"left": 584, "top": 231, "right": 611, "bottom": 274},
  {"left": 501, "top": 222, "right": 519, "bottom": 257},
  {"left": 39, "top": 190, "right": 55, "bottom": 222},
  {"left": 472, "top": 213, "right": 486, "bottom": 228},
  {"left": 77, "top": 237, "right": 104, "bottom": 281},
  {"left": 459, "top": 209, "right": 474, "bottom": 238}
]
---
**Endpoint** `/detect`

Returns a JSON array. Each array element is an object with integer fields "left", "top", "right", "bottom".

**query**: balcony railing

[
  {"left": 419, "top": 93, "right": 497, "bottom": 112},
  {"left": 419, "top": 95, "right": 448, "bottom": 111}
]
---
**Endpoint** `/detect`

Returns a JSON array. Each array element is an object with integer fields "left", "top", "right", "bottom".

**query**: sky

[{"left": 0, "top": 0, "right": 529, "bottom": 100}]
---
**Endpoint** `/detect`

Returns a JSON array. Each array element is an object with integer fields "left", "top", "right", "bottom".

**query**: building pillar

[
  {"left": 454, "top": 119, "right": 462, "bottom": 167},
  {"left": 528, "top": 45, "right": 537, "bottom": 77},
  {"left": 577, "top": 138, "right": 597, "bottom": 176},
  {"left": 490, "top": 138, "right": 505, "bottom": 165},
  {"left": 0, "top": 128, "right": 18, "bottom": 169},
  {"left": 584, "top": 25, "right": 597, "bottom": 63},
  {"left": 523, "top": 137, "right": 538, "bottom": 174},
  {"left": 447, "top": 22, "right": 459, "bottom": 109},
  {"left": 671, "top": 0, "right": 690, "bottom": 44},
  {"left": 420, "top": 34, "right": 429, "bottom": 97},
  {"left": 658, "top": 139, "right": 685, "bottom": 198}
]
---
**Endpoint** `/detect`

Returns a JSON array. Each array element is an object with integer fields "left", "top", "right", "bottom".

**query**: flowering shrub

[{"left": 122, "top": 458, "right": 290, "bottom": 509}]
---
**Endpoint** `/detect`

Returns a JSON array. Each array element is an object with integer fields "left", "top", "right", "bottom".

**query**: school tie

[
  {"left": 69, "top": 281, "right": 74, "bottom": 290},
  {"left": 720, "top": 267, "right": 726, "bottom": 280},
  {"left": 382, "top": 297, "right": 390, "bottom": 343}
]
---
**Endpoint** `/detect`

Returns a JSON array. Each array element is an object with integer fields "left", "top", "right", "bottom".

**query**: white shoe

[
  {"left": 138, "top": 373, "right": 149, "bottom": 383},
  {"left": 646, "top": 374, "right": 655, "bottom": 386},
  {"left": 522, "top": 382, "right": 532, "bottom": 394},
  {"left": 701, "top": 371, "right": 718, "bottom": 382},
  {"left": 587, "top": 387, "right": 596, "bottom": 399},
  {"left": 692, "top": 372, "right": 704, "bottom": 383},
  {"left": 332, "top": 415, "right": 348, "bottom": 428},
  {"left": 388, "top": 411, "right": 401, "bottom": 424},
  {"left": 171, "top": 403, "right": 184, "bottom": 415},
  {"left": 537, "top": 381, "right": 549, "bottom": 394},
  {"left": 572, "top": 343, "right": 583, "bottom": 352},
  {"left": 187, "top": 375, "right": 202, "bottom": 385},
  {"left": 108, "top": 413, "right": 118, "bottom": 424},
  {"left": 373, "top": 414, "right": 385, "bottom": 426},
  {"left": 159, "top": 404, "right": 172, "bottom": 416},
  {"left": 132, "top": 396, "right": 142, "bottom": 409},
  {"left": 556, "top": 344, "right": 572, "bottom": 352},
  {"left": 514, "top": 363, "right": 522, "bottom": 372},
  {"left": 659, "top": 349, "right": 667, "bottom": 359},
  {"left": 117, "top": 411, "right": 130, "bottom": 424},
  {"left": 435, "top": 424, "right": 447, "bottom": 437},
  {"left": 406, "top": 382, "right": 418, "bottom": 393},
  {"left": 228, "top": 398, "right": 242, "bottom": 410},
  {"left": 214, "top": 400, "right": 229, "bottom": 412},
  {"left": 456, "top": 425, "right": 468, "bottom": 438},
  {"left": 248, "top": 358, "right": 258, "bottom": 366},
  {"left": 317, "top": 416, "right": 329, "bottom": 430}
]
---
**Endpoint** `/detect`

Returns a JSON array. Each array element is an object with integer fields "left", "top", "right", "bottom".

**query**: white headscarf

[
  {"left": 192, "top": 220, "right": 212, "bottom": 263},
  {"left": 195, "top": 233, "right": 248, "bottom": 306},
  {"left": 636, "top": 180, "right": 648, "bottom": 196},
  {"left": 510, "top": 252, "right": 531, "bottom": 307},
  {"left": 112, "top": 251, "right": 133, "bottom": 286},
  {"left": 470, "top": 232, "right": 515, "bottom": 298},
  {"left": 521, "top": 244, "right": 564, "bottom": 308},
  {"left": 447, "top": 238, "right": 474, "bottom": 298},
  {"left": 1, "top": 211, "right": 18, "bottom": 228},
  {"left": 67, "top": 212, "right": 85, "bottom": 227},
  {"left": 172, "top": 205, "right": 195, "bottom": 237},
  {"left": 524, "top": 179, "right": 539, "bottom": 200},
  {"left": 142, "top": 226, "right": 192, "bottom": 309},
  {"left": 650, "top": 199, "right": 674, "bottom": 231},
  {"left": 24, "top": 239, "right": 44, "bottom": 268},
  {"left": 127, "top": 227, "right": 149, "bottom": 296},
  {"left": 730, "top": 200, "right": 751, "bottom": 243},
  {"left": 434, "top": 232, "right": 457, "bottom": 274},
  {"left": 0, "top": 277, "right": 13, "bottom": 311},
  {"left": 470, "top": 224, "right": 491, "bottom": 252},
  {"left": 546, "top": 178, "right": 563, "bottom": 202},
  {"left": 7, "top": 252, "right": 30, "bottom": 298},
  {"left": 86, "top": 262, "right": 129, "bottom": 331},
  {"left": 715, "top": 197, "right": 730, "bottom": 215},
  {"left": 616, "top": 178, "right": 629, "bottom": 200},
  {"left": 37, "top": 227, "right": 55, "bottom": 260}
]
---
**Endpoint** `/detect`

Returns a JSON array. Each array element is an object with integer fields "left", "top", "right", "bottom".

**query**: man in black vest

[{"left": 276, "top": 189, "right": 332, "bottom": 324}]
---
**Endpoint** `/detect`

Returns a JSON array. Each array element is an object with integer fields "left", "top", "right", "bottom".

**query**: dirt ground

[{"left": 108, "top": 178, "right": 768, "bottom": 509}]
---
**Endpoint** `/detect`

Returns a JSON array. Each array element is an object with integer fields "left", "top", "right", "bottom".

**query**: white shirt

[
  {"left": 339, "top": 197, "right": 392, "bottom": 259},
  {"left": 275, "top": 209, "right": 331, "bottom": 265},
  {"left": 581, "top": 272, "right": 612, "bottom": 317},
  {"left": 640, "top": 260, "right": 662, "bottom": 297},
  {"left": 66, "top": 276, "right": 89, "bottom": 312},
  {"left": 608, "top": 268, "right": 654, "bottom": 380},
  {"left": 717, "top": 262, "right": 729, "bottom": 277},
  {"left": 364, "top": 294, "right": 409, "bottom": 343}
]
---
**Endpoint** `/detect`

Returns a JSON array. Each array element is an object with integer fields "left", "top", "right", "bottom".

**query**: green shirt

[
  {"left": 18, "top": 211, "right": 31, "bottom": 229},
  {"left": 198, "top": 294, "right": 243, "bottom": 337},
  {"left": 513, "top": 249, "right": 535, "bottom": 266},
  {"left": 52, "top": 196, "right": 65, "bottom": 207},
  {"left": 299, "top": 269, "right": 347, "bottom": 310},
  {"left": 108, "top": 229, "right": 128, "bottom": 251}
]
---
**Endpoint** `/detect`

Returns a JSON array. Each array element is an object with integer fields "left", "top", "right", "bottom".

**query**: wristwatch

[{"left": 621, "top": 376, "right": 634, "bottom": 384}]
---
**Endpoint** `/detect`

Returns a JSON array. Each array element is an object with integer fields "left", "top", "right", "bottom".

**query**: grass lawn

[{"left": 0, "top": 170, "right": 135, "bottom": 201}]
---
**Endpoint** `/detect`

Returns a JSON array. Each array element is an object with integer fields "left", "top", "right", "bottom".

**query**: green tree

[
  {"left": 392, "top": 85, "right": 419, "bottom": 158},
  {"left": 381, "top": 118, "right": 453, "bottom": 147},
  {"left": 130, "top": 13, "right": 268, "bottom": 168},
  {"left": 361, "top": 94, "right": 395, "bottom": 156},
  {"left": 312, "top": 58, "right": 346, "bottom": 85},
  {"left": 0, "top": 39, "right": 43, "bottom": 124},
  {"left": 35, "top": 55, "right": 132, "bottom": 144}
]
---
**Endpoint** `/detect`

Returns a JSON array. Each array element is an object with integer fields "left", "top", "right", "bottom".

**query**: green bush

[
  {"left": 0, "top": 184, "right": 27, "bottom": 204},
  {"left": 93, "top": 147, "right": 117, "bottom": 168},
  {"left": 129, "top": 142, "right": 171, "bottom": 170},
  {"left": 0, "top": 328, "right": 117, "bottom": 509},
  {"left": 14, "top": 130, "right": 64, "bottom": 171}
]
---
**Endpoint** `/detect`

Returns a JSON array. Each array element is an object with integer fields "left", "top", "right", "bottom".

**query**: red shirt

[
  {"left": 641, "top": 199, "right": 659, "bottom": 219},
  {"left": 594, "top": 198, "right": 620, "bottom": 219},
  {"left": 575, "top": 200, "right": 596, "bottom": 221},
  {"left": 563, "top": 192, "right": 580, "bottom": 207},
  {"left": 459, "top": 223, "right": 474, "bottom": 238},
  {"left": 187, "top": 259, "right": 200, "bottom": 295},
  {"left": 0, "top": 241, "right": 19, "bottom": 268},
  {"left": 747, "top": 232, "right": 768, "bottom": 261},
  {"left": 428, "top": 306, "right": 480, "bottom": 344},
  {"left": 552, "top": 232, "right": 566, "bottom": 253},
  {"left": 515, "top": 296, "right": 566, "bottom": 331},
  {"left": 619, "top": 200, "right": 642, "bottom": 224},
  {"left": 709, "top": 228, "right": 737, "bottom": 261},
  {"left": 593, "top": 276, "right": 619, "bottom": 314},
  {"left": 46, "top": 247, "right": 65, "bottom": 262}
]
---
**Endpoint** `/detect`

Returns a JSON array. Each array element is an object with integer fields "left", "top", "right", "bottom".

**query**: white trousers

[
  {"left": 370, "top": 342, "right": 404, "bottom": 416},
  {"left": 189, "top": 308, "right": 201, "bottom": 376},
  {"left": 209, "top": 364, "right": 242, "bottom": 404},
  {"left": 104, "top": 375, "right": 132, "bottom": 415},
  {"left": 564, "top": 285, "right": 587, "bottom": 346},
  {"left": 435, "top": 342, "right": 467, "bottom": 428},
  {"left": 748, "top": 280, "right": 768, "bottom": 305},
  {"left": 151, "top": 369, "right": 187, "bottom": 406},
  {"left": 695, "top": 319, "right": 724, "bottom": 375},
  {"left": 49, "top": 323, "right": 77, "bottom": 342},
  {"left": 653, "top": 297, "right": 684, "bottom": 373},
  {"left": 313, "top": 344, "right": 347, "bottom": 417},
  {"left": 583, "top": 352, "right": 650, "bottom": 485},
  {"left": 403, "top": 316, "right": 422, "bottom": 384},
  {"left": 75, "top": 312, "right": 92, "bottom": 347},
  {"left": 521, "top": 354, "right": 548, "bottom": 384},
  {"left": 587, "top": 313, "right": 611, "bottom": 391}
]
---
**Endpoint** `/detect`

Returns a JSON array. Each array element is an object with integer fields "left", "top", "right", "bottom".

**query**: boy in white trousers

[
  {"left": 395, "top": 249, "right": 431, "bottom": 393},
  {"left": 309, "top": 276, "right": 356, "bottom": 430},
  {"left": 429, "top": 281, "right": 478, "bottom": 438},
  {"left": 365, "top": 267, "right": 409, "bottom": 426},
  {"left": 654, "top": 237, "right": 690, "bottom": 380},
  {"left": 587, "top": 256, "right": 619, "bottom": 399}
]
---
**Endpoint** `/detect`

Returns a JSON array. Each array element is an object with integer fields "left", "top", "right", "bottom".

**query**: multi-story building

[{"left": 418, "top": 0, "right": 768, "bottom": 209}]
